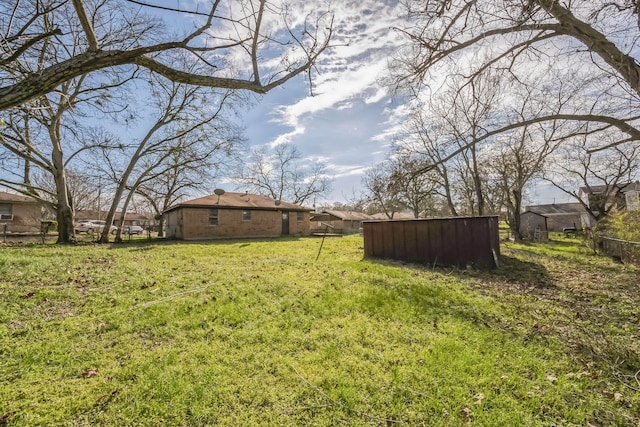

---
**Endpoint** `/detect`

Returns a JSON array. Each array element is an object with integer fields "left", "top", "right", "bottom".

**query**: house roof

[
  {"left": 0, "top": 191, "right": 38, "bottom": 204},
  {"left": 521, "top": 210, "right": 548, "bottom": 218},
  {"left": 525, "top": 203, "right": 586, "bottom": 216},
  {"left": 165, "top": 192, "right": 311, "bottom": 213},
  {"left": 368, "top": 212, "right": 416, "bottom": 220},
  {"left": 579, "top": 182, "right": 637, "bottom": 195},
  {"left": 322, "top": 210, "right": 373, "bottom": 221}
]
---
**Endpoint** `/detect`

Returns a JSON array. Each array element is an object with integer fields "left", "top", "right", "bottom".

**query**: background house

[
  {"left": 114, "top": 211, "right": 151, "bottom": 228},
  {"left": 578, "top": 184, "right": 628, "bottom": 214},
  {"left": 164, "top": 192, "right": 311, "bottom": 240},
  {"left": 368, "top": 212, "right": 416, "bottom": 220},
  {"left": 75, "top": 210, "right": 151, "bottom": 228},
  {"left": 622, "top": 182, "right": 640, "bottom": 211},
  {"left": 525, "top": 203, "right": 590, "bottom": 230},
  {"left": 310, "top": 210, "right": 372, "bottom": 234},
  {"left": 0, "top": 191, "right": 42, "bottom": 233}
]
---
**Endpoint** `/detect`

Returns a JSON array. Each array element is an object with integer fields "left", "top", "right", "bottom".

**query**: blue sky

[
  {"left": 228, "top": 0, "right": 407, "bottom": 205},
  {"left": 232, "top": 1, "right": 572, "bottom": 206}
]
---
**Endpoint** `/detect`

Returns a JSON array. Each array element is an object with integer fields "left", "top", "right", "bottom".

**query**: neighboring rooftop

[
  {"left": 321, "top": 210, "right": 373, "bottom": 221},
  {"left": 368, "top": 212, "right": 416, "bottom": 220},
  {"left": 525, "top": 203, "right": 586, "bottom": 216}
]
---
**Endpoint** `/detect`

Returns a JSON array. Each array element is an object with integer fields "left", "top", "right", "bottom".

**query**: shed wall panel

[{"left": 363, "top": 217, "right": 500, "bottom": 269}]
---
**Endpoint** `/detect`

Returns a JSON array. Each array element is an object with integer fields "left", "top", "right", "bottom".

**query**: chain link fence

[{"left": 593, "top": 235, "right": 640, "bottom": 265}]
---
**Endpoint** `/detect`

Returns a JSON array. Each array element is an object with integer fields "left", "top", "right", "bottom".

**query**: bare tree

[
  {"left": 0, "top": 0, "right": 334, "bottom": 111},
  {"left": 388, "top": 152, "right": 438, "bottom": 218},
  {"left": 361, "top": 160, "right": 404, "bottom": 219},
  {"left": 92, "top": 74, "right": 242, "bottom": 243},
  {"left": 399, "top": 108, "right": 459, "bottom": 215},
  {"left": 234, "top": 143, "right": 332, "bottom": 205},
  {"left": 0, "top": 77, "right": 128, "bottom": 242},
  {"left": 391, "top": 1, "right": 640, "bottom": 159},
  {"left": 545, "top": 132, "right": 640, "bottom": 223},
  {"left": 396, "top": 70, "right": 503, "bottom": 217},
  {"left": 486, "top": 127, "right": 558, "bottom": 240}
]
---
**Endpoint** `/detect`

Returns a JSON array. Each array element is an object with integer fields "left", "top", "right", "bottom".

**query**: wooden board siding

[{"left": 363, "top": 217, "right": 500, "bottom": 269}]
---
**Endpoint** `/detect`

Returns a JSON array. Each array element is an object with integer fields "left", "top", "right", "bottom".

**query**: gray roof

[
  {"left": 368, "top": 212, "right": 416, "bottom": 220},
  {"left": 165, "top": 192, "right": 311, "bottom": 213},
  {"left": 579, "top": 182, "right": 638, "bottom": 194},
  {"left": 525, "top": 203, "right": 586, "bottom": 216},
  {"left": 323, "top": 210, "right": 373, "bottom": 221},
  {"left": 0, "top": 191, "right": 38, "bottom": 204}
]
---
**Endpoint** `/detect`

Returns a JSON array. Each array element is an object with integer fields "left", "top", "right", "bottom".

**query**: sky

[
  {"left": 229, "top": 0, "right": 406, "bottom": 205},
  {"left": 227, "top": 0, "right": 572, "bottom": 207}
]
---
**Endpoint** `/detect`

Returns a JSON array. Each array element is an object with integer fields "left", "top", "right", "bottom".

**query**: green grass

[{"left": 1, "top": 236, "right": 638, "bottom": 426}]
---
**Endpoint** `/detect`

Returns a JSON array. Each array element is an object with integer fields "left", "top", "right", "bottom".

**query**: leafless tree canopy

[
  {"left": 392, "top": 0, "right": 640, "bottom": 153},
  {"left": 234, "top": 143, "right": 332, "bottom": 205},
  {"left": 0, "top": 0, "right": 334, "bottom": 110}
]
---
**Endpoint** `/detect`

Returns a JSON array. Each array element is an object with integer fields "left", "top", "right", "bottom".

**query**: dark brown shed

[{"left": 362, "top": 216, "right": 500, "bottom": 269}]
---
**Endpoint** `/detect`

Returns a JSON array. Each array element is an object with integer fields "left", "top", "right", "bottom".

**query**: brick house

[
  {"left": 0, "top": 191, "right": 42, "bottom": 233},
  {"left": 163, "top": 192, "right": 311, "bottom": 240}
]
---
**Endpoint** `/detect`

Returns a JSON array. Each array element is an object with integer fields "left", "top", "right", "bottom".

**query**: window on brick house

[
  {"left": 297, "top": 212, "right": 304, "bottom": 221},
  {"left": 0, "top": 203, "right": 12, "bottom": 221},
  {"left": 0, "top": 203, "right": 11, "bottom": 215},
  {"left": 209, "top": 208, "right": 218, "bottom": 225},
  {"left": 242, "top": 210, "right": 252, "bottom": 221}
]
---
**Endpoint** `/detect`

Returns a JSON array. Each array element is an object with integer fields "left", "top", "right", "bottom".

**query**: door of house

[{"left": 281, "top": 211, "right": 289, "bottom": 235}]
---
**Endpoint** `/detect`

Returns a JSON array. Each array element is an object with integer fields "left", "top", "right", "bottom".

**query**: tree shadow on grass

[
  {"left": 364, "top": 252, "right": 640, "bottom": 383},
  {"left": 104, "top": 236, "right": 308, "bottom": 251},
  {"left": 358, "top": 254, "right": 556, "bottom": 334},
  {"left": 365, "top": 253, "right": 555, "bottom": 292}
]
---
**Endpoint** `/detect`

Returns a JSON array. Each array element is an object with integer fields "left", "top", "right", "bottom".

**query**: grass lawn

[{"left": 1, "top": 235, "right": 638, "bottom": 426}]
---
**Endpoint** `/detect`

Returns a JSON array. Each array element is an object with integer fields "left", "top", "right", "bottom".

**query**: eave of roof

[
  {"left": 164, "top": 192, "right": 312, "bottom": 214},
  {"left": 323, "top": 210, "right": 373, "bottom": 220},
  {"left": 0, "top": 191, "right": 38, "bottom": 203},
  {"left": 525, "top": 203, "right": 586, "bottom": 215}
]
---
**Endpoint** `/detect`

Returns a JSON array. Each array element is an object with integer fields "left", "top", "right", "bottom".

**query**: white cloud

[
  {"left": 223, "top": 0, "right": 408, "bottom": 201},
  {"left": 327, "top": 164, "right": 370, "bottom": 178},
  {"left": 262, "top": 1, "right": 403, "bottom": 139}
]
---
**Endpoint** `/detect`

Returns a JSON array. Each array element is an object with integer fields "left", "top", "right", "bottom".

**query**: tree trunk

[
  {"left": 510, "top": 189, "right": 523, "bottom": 242},
  {"left": 537, "top": 0, "right": 640, "bottom": 98},
  {"left": 157, "top": 217, "right": 165, "bottom": 238},
  {"left": 471, "top": 147, "right": 484, "bottom": 216},
  {"left": 50, "top": 128, "right": 76, "bottom": 243},
  {"left": 441, "top": 170, "right": 458, "bottom": 216}
]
